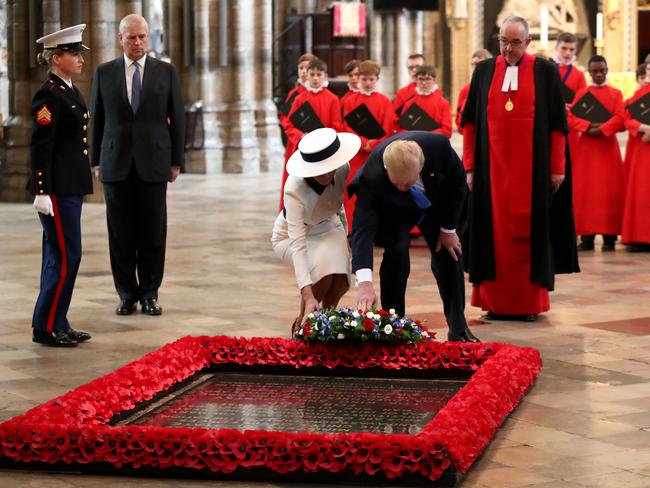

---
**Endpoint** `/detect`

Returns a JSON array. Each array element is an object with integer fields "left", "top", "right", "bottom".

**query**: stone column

[
  {"left": 448, "top": 12, "right": 471, "bottom": 122},
  {"left": 254, "top": 0, "right": 283, "bottom": 172},
  {"left": 42, "top": 1, "right": 61, "bottom": 36},
  {"left": 0, "top": 0, "right": 33, "bottom": 201},
  {"left": 117, "top": 1, "right": 142, "bottom": 20}
]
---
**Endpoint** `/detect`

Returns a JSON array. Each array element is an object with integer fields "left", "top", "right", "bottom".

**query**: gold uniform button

[
  {"left": 39, "top": 190, "right": 44, "bottom": 194},
  {"left": 83, "top": 137, "right": 87, "bottom": 143},
  {"left": 83, "top": 149, "right": 88, "bottom": 155},
  {"left": 38, "top": 180, "right": 42, "bottom": 184},
  {"left": 84, "top": 113, "right": 88, "bottom": 119},
  {"left": 83, "top": 125, "right": 87, "bottom": 131}
]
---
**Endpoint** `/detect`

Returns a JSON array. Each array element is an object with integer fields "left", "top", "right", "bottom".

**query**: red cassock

[
  {"left": 393, "top": 82, "right": 416, "bottom": 115},
  {"left": 558, "top": 64, "right": 587, "bottom": 166},
  {"left": 568, "top": 85, "right": 626, "bottom": 236},
  {"left": 279, "top": 88, "right": 343, "bottom": 209},
  {"left": 463, "top": 53, "right": 565, "bottom": 315},
  {"left": 621, "top": 84, "right": 650, "bottom": 244},
  {"left": 455, "top": 83, "right": 470, "bottom": 135},
  {"left": 396, "top": 89, "right": 453, "bottom": 138},
  {"left": 341, "top": 91, "right": 395, "bottom": 233},
  {"left": 622, "top": 87, "right": 645, "bottom": 179}
]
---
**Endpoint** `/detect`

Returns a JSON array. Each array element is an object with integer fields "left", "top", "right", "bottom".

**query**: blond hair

[
  {"left": 359, "top": 60, "right": 380, "bottom": 76},
  {"left": 383, "top": 140, "right": 424, "bottom": 180}
]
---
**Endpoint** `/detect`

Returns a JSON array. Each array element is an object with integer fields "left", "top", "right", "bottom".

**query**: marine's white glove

[{"left": 33, "top": 195, "right": 54, "bottom": 216}]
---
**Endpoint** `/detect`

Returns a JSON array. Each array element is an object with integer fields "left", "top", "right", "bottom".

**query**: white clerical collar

[
  {"left": 590, "top": 80, "right": 609, "bottom": 87},
  {"left": 124, "top": 53, "right": 147, "bottom": 68},
  {"left": 415, "top": 84, "right": 439, "bottom": 96},
  {"left": 358, "top": 88, "right": 379, "bottom": 96},
  {"left": 305, "top": 84, "right": 324, "bottom": 94},
  {"left": 501, "top": 57, "right": 523, "bottom": 92},
  {"left": 552, "top": 53, "right": 576, "bottom": 67},
  {"left": 347, "top": 83, "right": 360, "bottom": 92}
]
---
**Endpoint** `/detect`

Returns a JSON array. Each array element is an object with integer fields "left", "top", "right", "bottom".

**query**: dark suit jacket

[
  {"left": 90, "top": 56, "right": 185, "bottom": 183},
  {"left": 348, "top": 131, "right": 467, "bottom": 272},
  {"left": 28, "top": 72, "right": 93, "bottom": 196}
]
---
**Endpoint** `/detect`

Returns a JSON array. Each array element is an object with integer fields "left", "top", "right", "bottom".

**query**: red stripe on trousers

[{"left": 46, "top": 196, "right": 68, "bottom": 333}]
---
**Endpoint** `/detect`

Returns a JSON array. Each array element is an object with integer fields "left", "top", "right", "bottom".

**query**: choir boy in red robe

[
  {"left": 623, "top": 62, "right": 648, "bottom": 178},
  {"left": 340, "top": 59, "right": 360, "bottom": 106},
  {"left": 393, "top": 53, "right": 424, "bottom": 116},
  {"left": 279, "top": 59, "right": 343, "bottom": 208},
  {"left": 278, "top": 53, "right": 316, "bottom": 208},
  {"left": 397, "top": 65, "right": 453, "bottom": 138},
  {"left": 552, "top": 33, "right": 587, "bottom": 167},
  {"left": 456, "top": 49, "right": 492, "bottom": 134},
  {"left": 568, "top": 55, "right": 625, "bottom": 251},
  {"left": 341, "top": 59, "right": 394, "bottom": 232},
  {"left": 621, "top": 61, "right": 650, "bottom": 251},
  {"left": 461, "top": 15, "right": 578, "bottom": 321}
]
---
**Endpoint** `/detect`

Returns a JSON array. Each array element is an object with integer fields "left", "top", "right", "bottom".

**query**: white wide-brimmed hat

[{"left": 286, "top": 128, "right": 361, "bottom": 178}]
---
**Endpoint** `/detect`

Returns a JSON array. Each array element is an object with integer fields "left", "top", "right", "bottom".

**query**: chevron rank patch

[{"left": 36, "top": 104, "right": 53, "bottom": 126}]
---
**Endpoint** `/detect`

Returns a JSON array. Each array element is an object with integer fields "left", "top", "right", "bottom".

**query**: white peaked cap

[{"left": 36, "top": 24, "right": 89, "bottom": 51}]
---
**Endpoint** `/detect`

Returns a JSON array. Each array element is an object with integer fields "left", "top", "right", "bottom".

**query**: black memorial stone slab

[{"left": 120, "top": 372, "right": 465, "bottom": 435}]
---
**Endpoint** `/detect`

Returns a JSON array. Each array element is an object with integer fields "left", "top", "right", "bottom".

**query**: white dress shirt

[{"left": 124, "top": 53, "right": 147, "bottom": 105}]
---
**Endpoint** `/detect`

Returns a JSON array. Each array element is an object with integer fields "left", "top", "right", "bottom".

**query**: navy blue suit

[
  {"left": 348, "top": 131, "right": 467, "bottom": 335},
  {"left": 28, "top": 72, "right": 93, "bottom": 332}
]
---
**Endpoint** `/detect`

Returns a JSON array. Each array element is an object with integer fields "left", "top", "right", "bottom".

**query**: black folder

[
  {"left": 279, "top": 90, "right": 300, "bottom": 116},
  {"left": 289, "top": 101, "right": 324, "bottom": 133},
  {"left": 397, "top": 103, "right": 441, "bottom": 131},
  {"left": 561, "top": 84, "right": 576, "bottom": 104},
  {"left": 344, "top": 103, "right": 386, "bottom": 139},
  {"left": 570, "top": 91, "right": 612, "bottom": 124},
  {"left": 628, "top": 92, "right": 650, "bottom": 124}
]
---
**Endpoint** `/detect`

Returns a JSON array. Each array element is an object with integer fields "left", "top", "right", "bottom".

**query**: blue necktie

[
  {"left": 410, "top": 186, "right": 432, "bottom": 210},
  {"left": 131, "top": 62, "right": 141, "bottom": 111}
]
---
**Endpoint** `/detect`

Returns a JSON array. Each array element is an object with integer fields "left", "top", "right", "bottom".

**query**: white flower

[
  {"left": 307, "top": 313, "right": 315, "bottom": 319},
  {"left": 298, "top": 328, "right": 304, "bottom": 335},
  {"left": 366, "top": 312, "right": 375, "bottom": 319},
  {"left": 337, "top": 333, "right": 345, "bottom": 339},
  {"left": 313, "top": 324, "right": 319, "bottom": 330},
  {"left": 352, "top": 311, "right": 360, "bottom": 318},
  {"left": 422, "top": 331, "right": 429, "bottom": 338},
  {"left": 383, "top": 324, "right": 393, "bottom": 335},
  {"left": 329, "top": 316, "right": 337, "bottom": 321},
  {"left": 389, "top": 308, "right": 396, "bottom": 315},
  {"left": 344, "top": 321, "right": 351, "bottom": 327},
  {"left": 351, "top": 320, "right": 358, "bottom": 327}
]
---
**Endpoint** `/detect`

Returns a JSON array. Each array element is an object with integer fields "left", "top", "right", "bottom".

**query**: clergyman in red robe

[{"left": 461, "top": 15, "right": 579, "bottom": 321}]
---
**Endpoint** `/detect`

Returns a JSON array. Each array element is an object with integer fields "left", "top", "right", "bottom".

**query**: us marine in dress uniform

[{"left": 28, "top": 24, "right": 93, "bottom": 347}]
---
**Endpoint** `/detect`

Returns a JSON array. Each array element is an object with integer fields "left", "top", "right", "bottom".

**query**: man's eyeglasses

[{"left": 497, "top": 37, "right": 524, "bottom": 48}]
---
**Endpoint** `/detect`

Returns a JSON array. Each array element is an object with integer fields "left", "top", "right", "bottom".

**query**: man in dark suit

[
  {"left": 349, "top": 131, "right": 478, "bottom": 342},
  {"left": 91, "top": 14, "right": 185, "bottom": 316}
]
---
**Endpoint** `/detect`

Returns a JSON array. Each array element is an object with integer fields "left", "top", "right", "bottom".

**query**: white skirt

[{"left": 272, "top": 214, "right": 351, "bottom": 286}]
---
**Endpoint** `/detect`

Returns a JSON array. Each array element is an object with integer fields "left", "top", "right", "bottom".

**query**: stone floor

[{"left": 0, "top": 169, "right": 649, "bottom": 488}]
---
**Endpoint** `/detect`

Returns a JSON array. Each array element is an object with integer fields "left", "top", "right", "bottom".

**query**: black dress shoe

[
  {"left": 32, "top": 330, "right": 78, "bottom": 347},
  {"left": 448, "top": 327, "right": 480, "bottom": 343},
  {"left": 577, "top": 241, "right": 595, "bottom": 251},
  {"left": 68, "top": 328, "right": 92, "bottom": 343},
  {"left": 486, "top": 311, "right": 537, "bottom": 322},
  {"left": 141, "top": 298, "right": 162, "bottom": 315},
  {"left": 601, "top": 243, "right": 615, "bottom": 252},
  {"left": 116, "top": 299, "right": 137, "bottom": 315}
]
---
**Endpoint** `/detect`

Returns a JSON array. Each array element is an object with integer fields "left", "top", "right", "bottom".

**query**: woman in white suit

[{"left": 272, "top": 128, "right": 361, "bottom": 335}]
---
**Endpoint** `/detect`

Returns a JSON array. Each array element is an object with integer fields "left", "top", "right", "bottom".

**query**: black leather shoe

[
  {"left": 601, "top": 243, "right": 615, "bottom": 252},
  {"left": 32, "top": 330, "right": 78, "bottom": 347},
  {"left": 577, "top": 241, "right": 594, "bottom": 251},
  {"left": 116, "top": 299, "right": 137, "bottom": 315},
  {"left": 448, "top": 327, "right": 480, "bottom": 343},
  {"left": 141, "top": 298, "right": 162, "bottom": 315},
  {"left": 486, "top": 312, "right": 537, "bottom": 322},
  {"left": 523, "top": 314, "right": 538, "bottom": 322},
  {"left": 68, "top": 328, "right": 91, "bottom": 343}
]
